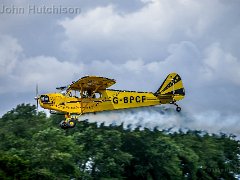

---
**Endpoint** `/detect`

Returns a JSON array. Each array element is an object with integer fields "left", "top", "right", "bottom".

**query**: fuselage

[{"left": 39, "top": 89, "right": 162, "bottom": 115}]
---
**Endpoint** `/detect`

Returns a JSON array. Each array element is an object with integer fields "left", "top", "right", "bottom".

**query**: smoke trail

[{"left": 79, "top": 106, "right": 240, "bottom": 136}]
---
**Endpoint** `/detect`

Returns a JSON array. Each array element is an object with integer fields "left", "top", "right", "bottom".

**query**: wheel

[
  {"left": 67, "top": 119, "right": 76, "bottom": 128},
  {"left": 60, "top": 121, "right": 68, "bottom": 129},
  {"left": 176, "top": 106, "right": 181, "bottom": 112}
]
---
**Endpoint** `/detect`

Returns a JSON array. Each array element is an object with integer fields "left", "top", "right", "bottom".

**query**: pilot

[
  {"left": 87, "top": 90, "right": 92, "bottom": 97},
  {"left": 87, "top": 90, "right": 95, "bottom": 98}
]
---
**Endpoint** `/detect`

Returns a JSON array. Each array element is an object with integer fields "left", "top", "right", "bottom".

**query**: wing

[{"left": 68, "top": 76, "right": 116, "bottom": 91}]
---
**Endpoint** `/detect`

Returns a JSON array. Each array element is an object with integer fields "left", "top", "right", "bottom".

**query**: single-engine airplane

[{"left": 35, "top": 72, "right": 185, "bottom": 129}]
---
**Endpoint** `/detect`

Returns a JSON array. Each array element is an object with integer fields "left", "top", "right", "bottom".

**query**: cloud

[
  {"left": 203, "top": 42, "right": 240, "bottom": 86},
  {"left": 0, "top": 35, "right": 22, "bottom": 77},
  {"left": 1, "top": 35, "right": 239, "bottom": 117},
  {"left": 0, "top": 0, "right": 240, "bottom": 134},
  {"left": 59, "top": 0, "right": 240, "bottom": 62},
  {"left": 0, "top": 35, "right": 83, "bottom": 94}
]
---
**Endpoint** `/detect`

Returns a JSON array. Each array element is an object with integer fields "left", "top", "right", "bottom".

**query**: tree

[{"left": 0, "top": 104, "right": 239, "bottom": 179}]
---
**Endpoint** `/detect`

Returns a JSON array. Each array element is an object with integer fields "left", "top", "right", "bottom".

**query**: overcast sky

[{"left": 0, "top": 0, "right": 240, "bottom": 133}]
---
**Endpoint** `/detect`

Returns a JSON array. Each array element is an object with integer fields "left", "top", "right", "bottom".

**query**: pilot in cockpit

[{"left": 87, "top": 89, "right": 95, "bottom": 98}]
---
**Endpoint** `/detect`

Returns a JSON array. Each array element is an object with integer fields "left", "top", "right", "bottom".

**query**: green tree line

[{"left": 0, "top": 104, "right": 239, "bottom": 179}]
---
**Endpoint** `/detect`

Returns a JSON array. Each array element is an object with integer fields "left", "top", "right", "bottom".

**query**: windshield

[{"left": 60, "top": 90, "right": 67, "bottom": 95}]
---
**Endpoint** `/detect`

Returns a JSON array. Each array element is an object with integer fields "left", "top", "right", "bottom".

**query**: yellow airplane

[{"left": 35, "top": 72, "right": 185, "bottom": 129}]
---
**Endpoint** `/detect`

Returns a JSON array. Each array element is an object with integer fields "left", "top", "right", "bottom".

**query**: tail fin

[{"left": 154, "top": 73, "right": 185, "bottom": 103}]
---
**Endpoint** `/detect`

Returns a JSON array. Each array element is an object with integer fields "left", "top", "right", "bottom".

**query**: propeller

[{"left": 34, "top": 84, "right": 39, "bottom": 114}]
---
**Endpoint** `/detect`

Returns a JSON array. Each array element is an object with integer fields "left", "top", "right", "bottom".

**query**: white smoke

[{"left": 80, "top": 106, "right": 240, "bottom": 137}]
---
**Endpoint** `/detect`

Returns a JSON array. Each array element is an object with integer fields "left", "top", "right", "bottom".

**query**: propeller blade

[
  {"left": 35, "top": 84, "right": 39, "bottom": 114},
  {"left": 36, "top": 84, "right": 38, "bottom": 97},
  {"left": 36, "top": 97, "right": 39, "bottom": 113}
]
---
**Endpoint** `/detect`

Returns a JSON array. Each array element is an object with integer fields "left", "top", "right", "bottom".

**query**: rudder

[{"left": 154, "top": 73, "right": 185, "bottom": 103}]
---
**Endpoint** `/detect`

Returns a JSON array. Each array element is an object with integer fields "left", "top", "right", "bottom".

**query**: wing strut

[{"left": 79, "top": 85, "right": 101, "bottom": 114}]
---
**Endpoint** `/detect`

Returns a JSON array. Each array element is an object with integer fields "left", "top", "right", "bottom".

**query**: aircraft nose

[{"left": 40, "top": 95, "right": 50, "bottom": 103}]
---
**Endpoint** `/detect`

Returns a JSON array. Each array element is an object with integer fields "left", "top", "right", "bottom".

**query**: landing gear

[
  {"left": 171, "top": 101, "right": 181, "bottom": 112},
  {"left": 176, "top": 106, "right": 181, "bottom": 112},
  {"left": 67, "top": 118, "right": 76, "bottom": 128},
  {"left": 60, "top": 120, "right": 69, "bottom": 129},
  {"left": 59, "top": 118, "right": 77, "bottom": 129}
]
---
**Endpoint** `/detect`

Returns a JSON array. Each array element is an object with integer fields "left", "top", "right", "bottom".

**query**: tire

[
  {"left": 67, "top": 119, "right": 76, "bottom": 128},
  {"left": 176, "top": 106, "right": 181, "bottom": 112},
  {"left": 60, "top": 121, "right": 68, "bottom": 129}
]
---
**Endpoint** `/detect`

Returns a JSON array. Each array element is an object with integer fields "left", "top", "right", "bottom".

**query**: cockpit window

[
  {"left": 64, "top": 90, "right": 80, "bottom": 98},
  {"left": 95, "top": 92, "right": 101, "bottom": 98},
  {"left": 61, "top": 90, "right": 66, "bottom": 95},
  {"left": 66, "top": 90, "right": 73, "bottom": 97},
  {"left": 84, "top": 90, "right": 102, "bottom": 98},
  {"left": 61, "top": 89, "right": 102, "bottom": 99}
]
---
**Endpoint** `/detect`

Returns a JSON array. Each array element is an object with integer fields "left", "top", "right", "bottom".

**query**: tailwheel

[
  {"left": 176, "top": 106, "right": 181, "bottom": 112},
  {"left": 67, "top": 118, "right": 77, "bottom": 128},
  {"left": 173, "top": 102, "right": 181, "bottom": 112}
]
